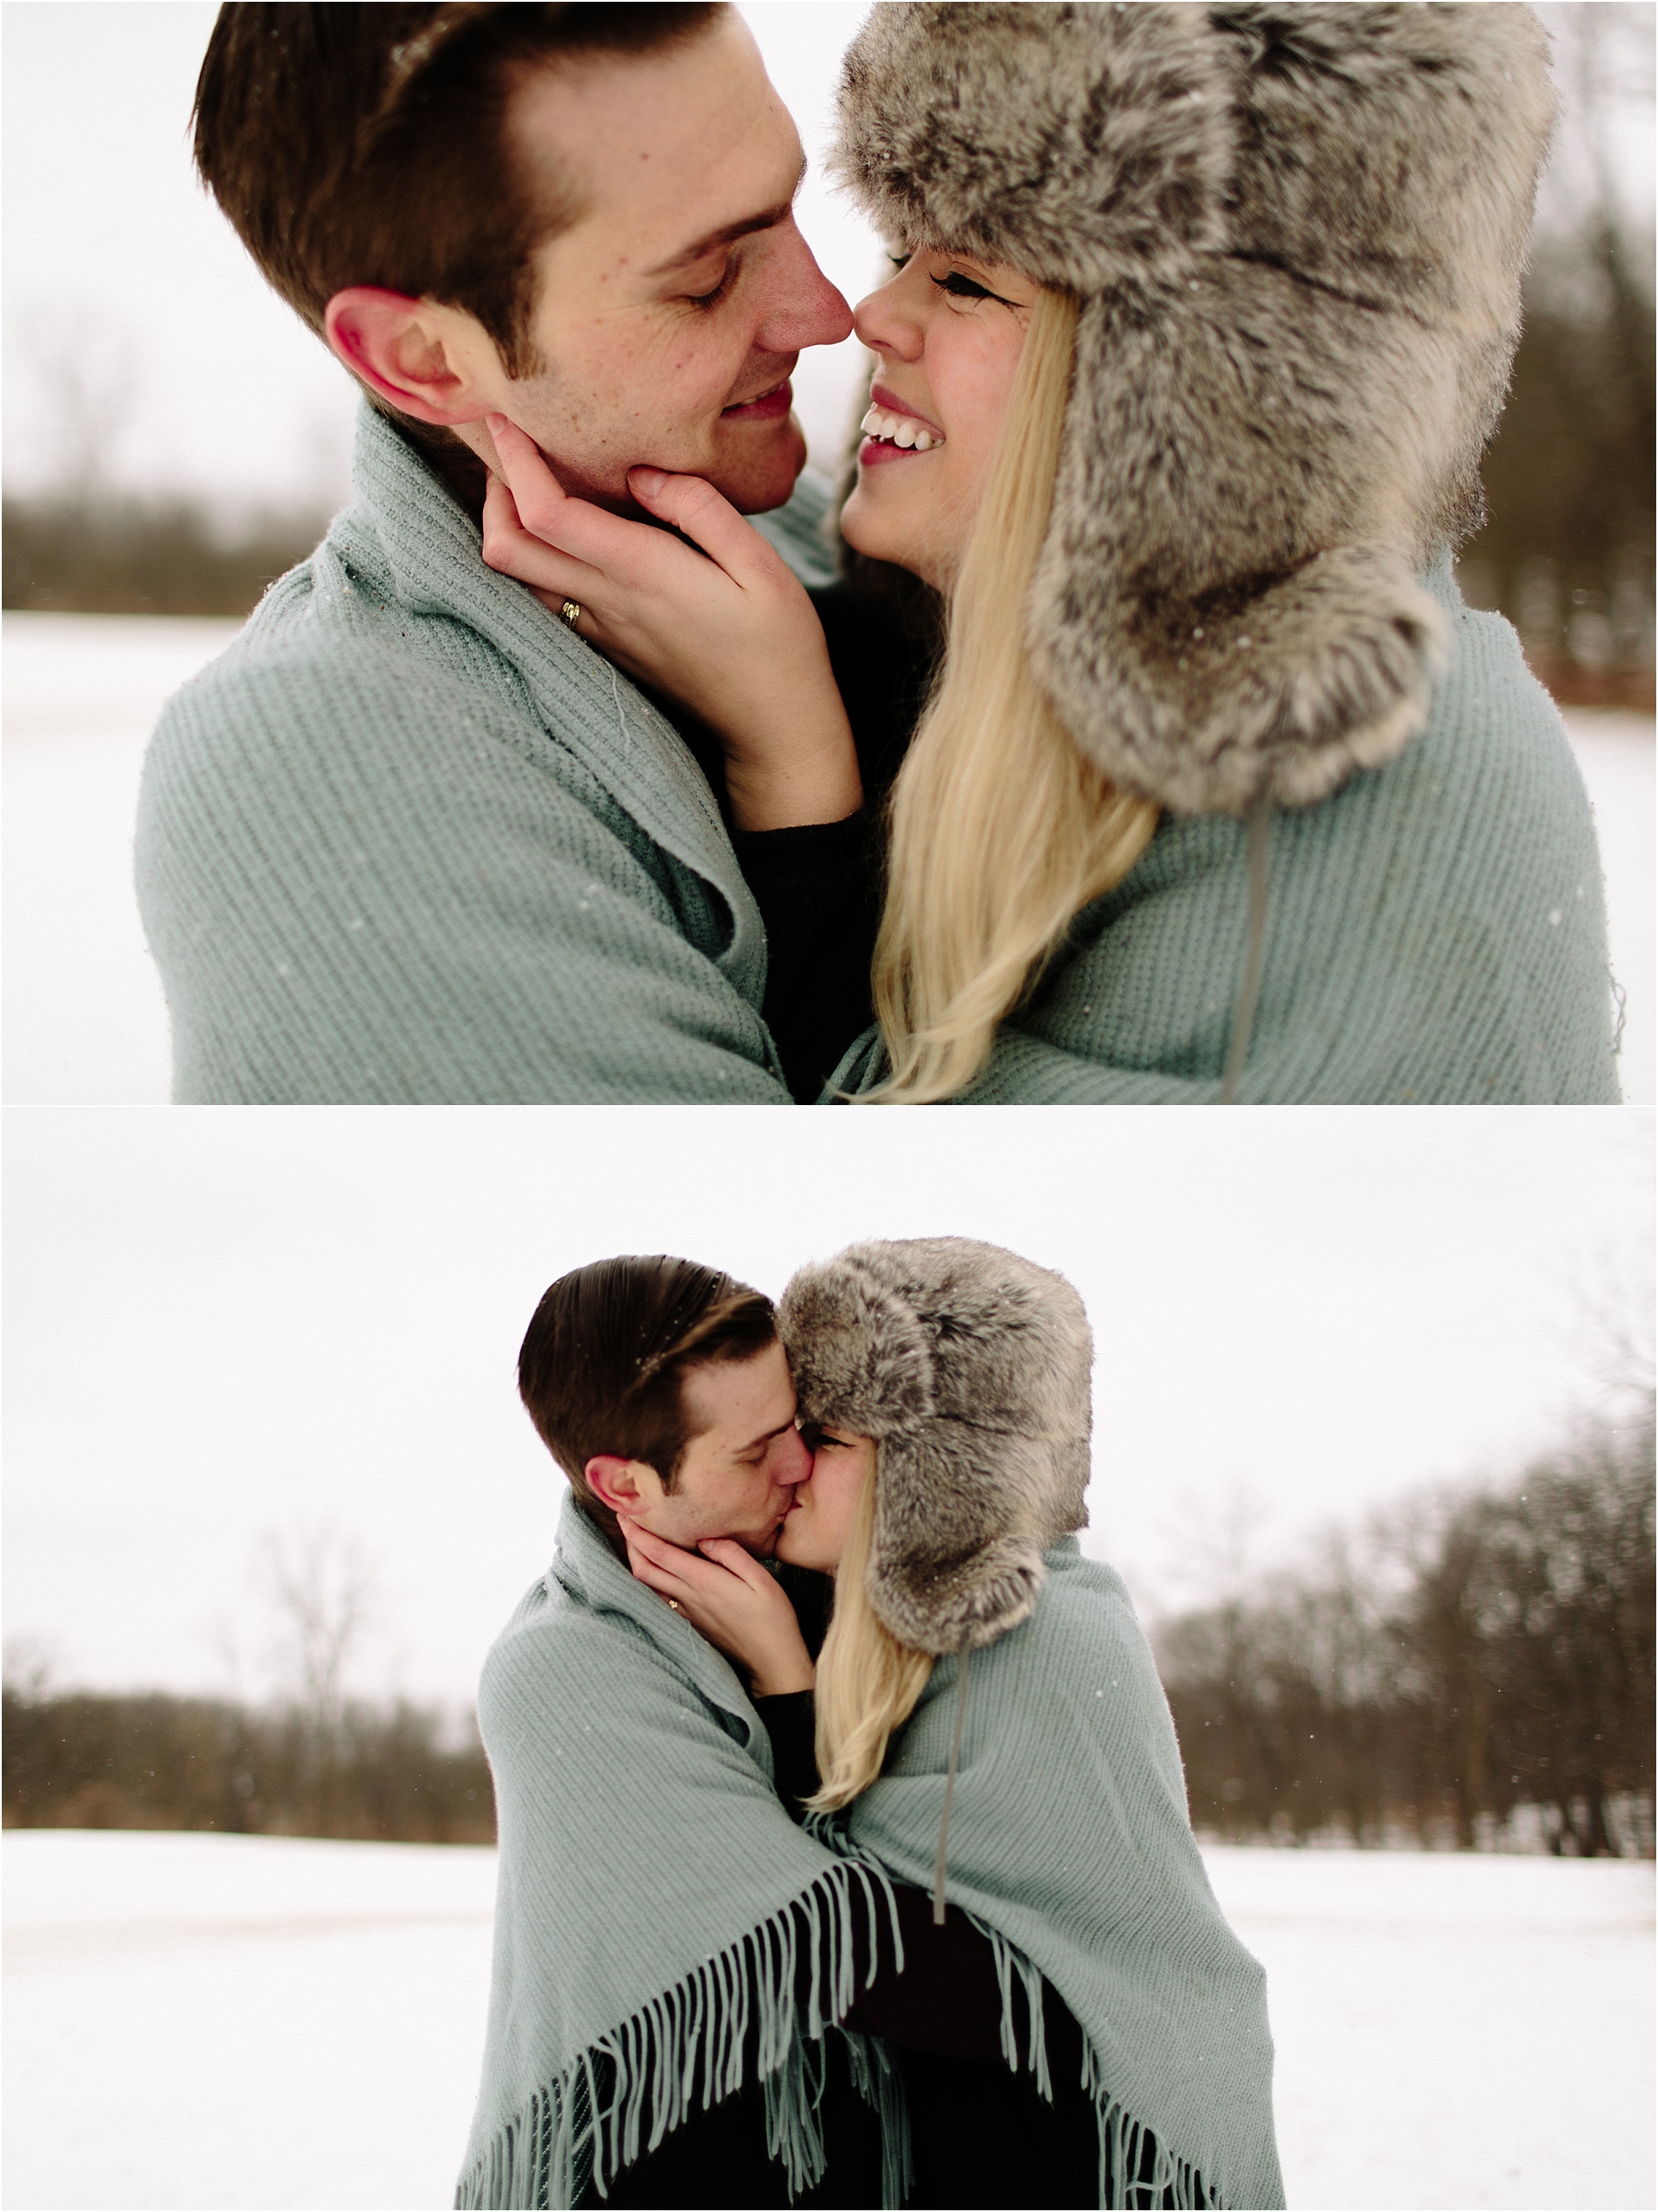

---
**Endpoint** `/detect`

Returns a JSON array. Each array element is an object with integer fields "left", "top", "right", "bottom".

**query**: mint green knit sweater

[
  {"left": 136, "top": 404, "right": 832, "bottom": 1103},
  {"left": 833, "top": 559, "right": 1620, "bottom": 1103}
]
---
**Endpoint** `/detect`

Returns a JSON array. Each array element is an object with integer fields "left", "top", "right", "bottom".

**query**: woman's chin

[
  {"left": 774, "top": 1518, "right": 825, "bottom": 1573},
  {"left": 841, "top": 488, "right": 930, "bottom": 583}
]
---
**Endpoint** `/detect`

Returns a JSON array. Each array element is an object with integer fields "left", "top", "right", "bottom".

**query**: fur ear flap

[
  {"left": 1032, "top": 534, "right": 1452, "bottom": 816},
  {"left": 869, "top": 1530, "right": 1048, "bottom": 1656},
  {"left": 1023, "top": 228, "right": 1459, "bottom": 813}
]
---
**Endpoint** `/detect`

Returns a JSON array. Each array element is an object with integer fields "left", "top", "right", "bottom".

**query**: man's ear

[
  {"left": 324, "top": 287, "right": 497, "bottom": 427},
  {"left": 585, "top": 1455, "right": 661, "bottom": 1516}
]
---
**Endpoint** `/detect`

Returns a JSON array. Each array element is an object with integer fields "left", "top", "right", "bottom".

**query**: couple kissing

[{"left": 458, "top": 1241, "right": 1283, "bottom": 2209}]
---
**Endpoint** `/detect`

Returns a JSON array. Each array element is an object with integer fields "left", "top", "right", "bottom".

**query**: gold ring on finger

[
  {"left": 667, "top": 1599, "right": 681, "bottom": 1612},
  {"left": 559, "top": 599, "right": 582, "bottom": 631}
]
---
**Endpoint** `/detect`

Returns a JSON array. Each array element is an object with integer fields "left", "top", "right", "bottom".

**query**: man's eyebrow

[{"left": 645, "top": 157, "right": 808, "bottom": 278}]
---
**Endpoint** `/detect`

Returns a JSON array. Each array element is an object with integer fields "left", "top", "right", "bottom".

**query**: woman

[
  {"left": 485, "top": 2, "right": 1616, "bottom": 1105},
  {"left": 623, "top": 1237, "right": 1284, "bottom": 2210}
]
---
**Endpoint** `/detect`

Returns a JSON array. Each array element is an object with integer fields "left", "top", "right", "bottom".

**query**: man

[
  {"left": 460, "top": 1256, "right": 888, "bottom": 2208},
  {"left": 137, "top": 5, "right": 858, "bottom": 1102}
]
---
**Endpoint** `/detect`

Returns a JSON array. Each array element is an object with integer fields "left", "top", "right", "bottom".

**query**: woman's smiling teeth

[{"left": 860, "top": 403, "right": 943, "bottom": 451}]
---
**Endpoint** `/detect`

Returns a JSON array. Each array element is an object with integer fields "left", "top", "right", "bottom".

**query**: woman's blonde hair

[
  {"left": 864, "top": 288, "right": 1160, "bottom": 1104},
  {"left": 807, "top": 1449, "right": 934, "bottom": 1811}
]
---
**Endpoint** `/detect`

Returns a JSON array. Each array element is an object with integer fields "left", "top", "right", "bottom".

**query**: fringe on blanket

[
  {"left": 839, "top": 2025, "right": 913, "bottom": 2210},
  {"left": 976, "top": 1917, "right": 1223, "bottom": 2212},
  {"left": 975, "top": 1913, "right": 1053, "bottom": 2101},
  {"left": 1078, "top": 2039, "right": 1224, "bottom": 2212},
  {"left": 454, "top": 1859, "right": 902, "bottom": 2211}
]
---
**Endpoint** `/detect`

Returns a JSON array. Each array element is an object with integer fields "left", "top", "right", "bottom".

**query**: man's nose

[
  {"left": 775, "top": 1427, "right": 813, "bottom": 1485},
  {"left": 755, "top": 221, "right": 855, "bottom": 354}
]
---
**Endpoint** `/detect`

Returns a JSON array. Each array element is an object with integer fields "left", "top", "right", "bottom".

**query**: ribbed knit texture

[
  {"left": 457, "top": 1500, "right": 900, "bottom": 2209},
  {"left": 135, "top": 403, "right": 834, "bottom": 1102},
  {"left": 821, "top": 1540, "right": 1285, "bottom": 2211},
  {"left": 833, "top": 561, "right": 1620, "bottom": 1103}
]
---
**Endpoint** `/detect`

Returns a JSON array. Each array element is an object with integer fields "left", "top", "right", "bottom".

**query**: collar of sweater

[
  {"left": 549, "top": 1495, "right": 771, "bottom": 1770},
  {"left": 331, "top": 402, "right": 767, "bottom": 1003}
]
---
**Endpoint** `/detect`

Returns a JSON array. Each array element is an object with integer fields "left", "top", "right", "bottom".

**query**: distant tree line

[
  {"left": 1, "top": 1689, "right": 495, "bottom": 1845},
  {"left": 1459, "top": 224, "right": 1655, "bottom": 707},
  {"left": 4, "top": 1525, "right": 495, "bottom": 1844},
  {"left": 1159, "top": 1404, "right": 1655, "bottom": 1856},
  {"left": 1, "top": 495, "right": 326, "bottom": 618},
  {"left": 1455, "top": 2, "right": 1654, "bottom": 707},
  {"left": 7, "top": 1410, "right": 1651, "bottom": 1855}
]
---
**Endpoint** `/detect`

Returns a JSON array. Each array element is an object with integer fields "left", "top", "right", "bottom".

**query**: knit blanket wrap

[
  {"left": 456, "top": 1500, "right": 901, "bottom": 2208},
  {"left": 818, "top": 1540, "right": 1286, "bottom": 2211}
]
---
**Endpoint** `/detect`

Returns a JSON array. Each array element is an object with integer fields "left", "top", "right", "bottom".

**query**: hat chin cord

[
  {"left": 1219, "top": 791, "right": 1273, "bottom": 1104},
  {"left": 931, "top": 1629, "right": 973, "bottom": 1925}
]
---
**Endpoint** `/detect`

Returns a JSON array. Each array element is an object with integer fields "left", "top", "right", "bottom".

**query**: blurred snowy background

[{"left": 2, "top": 3, "right": 1654, "bottom": 1102}]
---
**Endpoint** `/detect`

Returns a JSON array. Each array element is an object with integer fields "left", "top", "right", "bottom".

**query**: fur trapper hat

[
  {"left": 778, "top": 1238, "right": 1093, "bottom": 1654},
  {"left": 833, "top": 4, "right": 1554, "bottom": 817}
]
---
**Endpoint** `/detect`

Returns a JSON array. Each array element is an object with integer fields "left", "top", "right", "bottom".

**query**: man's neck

[
  {"left": 374, "top": 400, "right": 490, "bottom": 522},
  {"left": 572, "top": 1496, "right": 631, "bottom": 1566}
]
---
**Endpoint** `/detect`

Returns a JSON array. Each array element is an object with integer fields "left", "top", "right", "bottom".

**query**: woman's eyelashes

[
  {"left": 884, "top": 242, "right": 1022, "bottom": 310},
  {"left": 933, "top": 269, "right": 1018, "bottom": 307}
]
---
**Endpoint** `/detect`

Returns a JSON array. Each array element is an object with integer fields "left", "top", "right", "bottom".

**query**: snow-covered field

[
  {"left": 4, "top": 611, "right": 1654, "bottom": 1104},
  {"left": 4, "top": 1830, "right": 1651, "bottom": 2211}
]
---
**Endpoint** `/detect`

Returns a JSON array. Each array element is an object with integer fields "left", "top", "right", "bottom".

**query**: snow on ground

[
  {"left": 1565, "top": 712, "right": 1655, "bottom": 1095},
  {"left": 4, "top": 1830, "right": 1652, "bottom": 2212},
  {"left": 1203, "top": 1845, "right": 1655, "bottom": 2212},
  {"left": 4, "top": 1832, "right": 497, "bottom": 2212},
  {"left": 4, "top": 611, "right": 1655, "bottom": 1104}
]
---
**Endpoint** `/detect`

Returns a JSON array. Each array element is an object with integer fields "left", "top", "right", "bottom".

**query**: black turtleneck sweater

[{"left": 659, "top": 579, "right": 938, "bottom": 1102}]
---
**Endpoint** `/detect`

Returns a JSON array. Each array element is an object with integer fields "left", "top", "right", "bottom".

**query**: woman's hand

[
  {"left": 480, "top": 416, "right": 861, "bottom": 833},
  {"left": 622, "top": 1521, "right": 815, "bottom": 1696}
]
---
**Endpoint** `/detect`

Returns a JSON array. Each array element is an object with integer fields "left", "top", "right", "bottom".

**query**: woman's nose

[{"left": 853, "top": 273, "right": 923, "bottom": 363}]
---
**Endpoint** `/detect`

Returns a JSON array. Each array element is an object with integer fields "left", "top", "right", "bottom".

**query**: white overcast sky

[
  {"left": 2, "top": 2, "right": 1652, "bottom": 512},
  {"left": 5, "top": 1106, "right": 1651, "bottom": 1706}
]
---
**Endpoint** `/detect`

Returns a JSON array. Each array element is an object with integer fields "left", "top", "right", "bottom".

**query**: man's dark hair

[
  {"left": 518, "top": 1256, "right": 777, "bottom": 1542},
  {"left": 193, "top": 4, "right": 722, "bottom": 377}
]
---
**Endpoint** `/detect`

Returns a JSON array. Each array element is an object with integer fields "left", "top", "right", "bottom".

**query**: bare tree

[
  {"left": 252, "top": 1523, "right": 380, "bottom": 1834},
  {"left": 1, "top": 1635, "right": 60, "bottom": 1703},
  {"left": 1158, "top": 1417, "right": 1655, "bottom": 1855},
  {"left": 10, "top": 305, "right": 146, "bottom": 501},
  {"left": 257, "top": 1523, "right": 379, "bottom": 1737}
]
